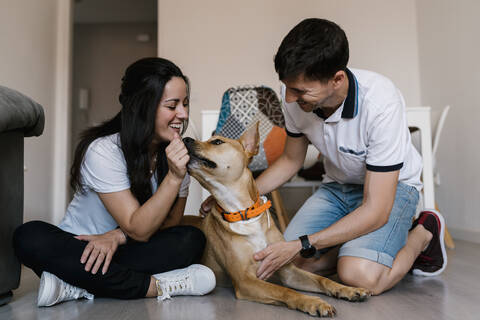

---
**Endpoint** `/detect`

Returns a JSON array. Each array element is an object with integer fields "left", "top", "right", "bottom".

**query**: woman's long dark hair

[{"left": 70, "top": 57, "right": 189, "bottom": 205}]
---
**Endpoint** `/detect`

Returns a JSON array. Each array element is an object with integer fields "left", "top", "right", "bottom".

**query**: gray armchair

[{"left": 0, "top": 85, "right": 44, "bottom": 306}]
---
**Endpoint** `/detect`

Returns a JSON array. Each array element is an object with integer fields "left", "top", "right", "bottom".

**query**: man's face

[{"left": 282, "top": 74, "right": 336, "bottom": 112}]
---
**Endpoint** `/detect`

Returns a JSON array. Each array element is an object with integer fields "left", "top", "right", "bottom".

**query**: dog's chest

[{"left": 229, "top": 215, "right": 268, "bottom": 252}]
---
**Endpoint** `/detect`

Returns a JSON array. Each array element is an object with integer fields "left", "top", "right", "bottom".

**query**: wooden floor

[{"left": 2, "top": 240, "right": 480, "bottom": 320}]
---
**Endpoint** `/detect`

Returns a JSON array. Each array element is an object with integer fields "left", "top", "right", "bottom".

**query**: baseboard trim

[{"left": 448, "top": 227, "right": 480, "bottom": 244}]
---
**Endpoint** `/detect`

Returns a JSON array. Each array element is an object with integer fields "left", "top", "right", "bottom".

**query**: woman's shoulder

[
  {"left": 89, "top": 133, "right": 121, "bottom": 152},
  {"left": 85, "top": 133, "right": 125, "bottom": 166},
  {"left": 81, "top": 132, "right": 130, "bottom": 191},
  {"left": 87, "top": 133, "right": 123, "bottom": 158}
]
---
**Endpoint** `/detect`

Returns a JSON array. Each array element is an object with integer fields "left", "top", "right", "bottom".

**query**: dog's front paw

[
  {"left": 333, "top": 286, "right": 371, "bottom": 302},
  {"left": 295, "top": 296, "right": 336, "bottom": 317}
]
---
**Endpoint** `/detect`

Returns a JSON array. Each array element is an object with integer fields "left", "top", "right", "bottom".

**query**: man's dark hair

[{"left": 274, "top": 18, "right": 349, "bottom": 82}]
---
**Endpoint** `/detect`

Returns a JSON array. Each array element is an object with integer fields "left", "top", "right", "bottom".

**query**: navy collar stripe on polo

[
  {"left": 312, "top": 68, "right": 359, "bottom": 120},
  {"left": 341, "top": 68, "right": 359, "bottom": 119}
]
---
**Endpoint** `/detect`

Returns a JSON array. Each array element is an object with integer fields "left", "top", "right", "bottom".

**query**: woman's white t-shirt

[{"left": 58, "top": 133, "right": 190, "bottom": 235}]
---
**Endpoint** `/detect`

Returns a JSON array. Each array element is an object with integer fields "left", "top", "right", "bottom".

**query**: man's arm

[
  {"left": 254, "top": 168, "right": 399, "bottom": 280},
  {"left": 309, "top": 169, "right": 399, "bottom": 249},
  {"left": 256, "top": 135, "right": 309, "bottom": 195}
]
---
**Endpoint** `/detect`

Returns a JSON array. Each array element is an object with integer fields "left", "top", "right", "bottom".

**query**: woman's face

[{"left": 154, "top": 76, "right": 189, "bottom": 143}]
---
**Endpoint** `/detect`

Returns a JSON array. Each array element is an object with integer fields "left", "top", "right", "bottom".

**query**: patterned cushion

[
  {"left": 218, "top": 115, "right": 245, "bottom": 140},
  {"left": 215, "top": 85, "right": 286, "bottom": 172}
]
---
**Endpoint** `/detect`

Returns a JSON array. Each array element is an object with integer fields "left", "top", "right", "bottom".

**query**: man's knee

[
  {"left": 283, "top": 225, "right": 300, "bottom": 242},
  {"left": 337, "top": 257, "right": 387, "bottom": 295}
]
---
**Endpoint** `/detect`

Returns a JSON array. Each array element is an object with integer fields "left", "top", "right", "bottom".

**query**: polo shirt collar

[
  {"left": 341, "top": 68, "right": 359, "bottom": 119},
  {"left": 312, "top": 68, "right": 359, "bottom": 121}
]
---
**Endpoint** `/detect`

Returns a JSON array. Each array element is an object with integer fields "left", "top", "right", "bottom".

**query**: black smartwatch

[{"left": 299, "top": 235, "right": 316, "bottom": 258}]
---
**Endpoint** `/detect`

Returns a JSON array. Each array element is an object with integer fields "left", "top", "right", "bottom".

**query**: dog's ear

[{"left": 239, "top": 122, "right": 260, "bottom": 159}]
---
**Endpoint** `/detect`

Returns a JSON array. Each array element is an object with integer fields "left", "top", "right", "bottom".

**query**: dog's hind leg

[
  {"left": 277, "top": 263, "right": 370, "bottom": 302},
  {"left": 233, "top": 277, "right": 336, "bottom": 317}
]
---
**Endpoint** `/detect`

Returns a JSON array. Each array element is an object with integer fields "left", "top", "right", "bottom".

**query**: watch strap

[{"left": 299, "top": 235, "right": 310, "bottom": 249}]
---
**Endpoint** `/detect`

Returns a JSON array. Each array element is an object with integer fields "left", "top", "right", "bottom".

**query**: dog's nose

[{"left": 183, "top": 137, "right": 194, "bottom": 145}]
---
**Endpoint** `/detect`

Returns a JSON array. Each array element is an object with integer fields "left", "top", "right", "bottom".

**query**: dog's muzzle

[{"left": 183, "top": 137, "right": 217, "bottom": 169}]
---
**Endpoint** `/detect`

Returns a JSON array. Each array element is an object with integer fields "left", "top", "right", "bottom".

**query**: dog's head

[{"left": 183, "top": 123, "right": 259, "bottom": 195}]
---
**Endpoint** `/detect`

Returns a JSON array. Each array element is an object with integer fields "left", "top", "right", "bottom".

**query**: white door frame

[
  {"left": 52, "top": 0, "right": 160, "bottom": 223},
  {"left": 51, "top": 0, "right": 73, "bottom": 224}
]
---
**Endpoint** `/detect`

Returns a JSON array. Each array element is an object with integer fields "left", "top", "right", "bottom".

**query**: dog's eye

[{"left": 210, "top": 139, "right": 224, "bottom": 145}]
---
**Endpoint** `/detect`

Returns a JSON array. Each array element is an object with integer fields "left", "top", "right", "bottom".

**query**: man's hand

[
  {"left": 253, "top": 240, "right": 302, "bottom": 280},
  {"left": 75, "top": 228, "right": 126, "bottom": 275}
]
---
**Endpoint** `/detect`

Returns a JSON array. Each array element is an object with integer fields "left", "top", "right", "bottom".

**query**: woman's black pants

[{"left": 13, "top": 221, "right": 206, "bottom": 299}]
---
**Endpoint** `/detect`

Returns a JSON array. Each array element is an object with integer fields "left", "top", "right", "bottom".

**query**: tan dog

[{"left": 182, "top": 124, "right": 370, "bottom": 317}]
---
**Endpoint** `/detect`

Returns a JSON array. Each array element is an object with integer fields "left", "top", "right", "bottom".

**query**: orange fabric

[
  {"left": 217, "top": 196, "right": 272, "bottom": 222},
  {"left": 264, "top": 126, "right": 286, "bottom": 165}
]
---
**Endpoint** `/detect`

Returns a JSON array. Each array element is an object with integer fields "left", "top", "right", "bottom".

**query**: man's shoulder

[
  {"left": 350, "top": 68, "right": 396, "bottom": 91},
  {"left": 351, "top": 68, "right": 402, "bottom": 111}
]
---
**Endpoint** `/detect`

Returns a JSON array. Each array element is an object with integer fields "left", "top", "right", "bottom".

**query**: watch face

[{"left": 300, "top": 246, "right": 316, "bottom": 258}]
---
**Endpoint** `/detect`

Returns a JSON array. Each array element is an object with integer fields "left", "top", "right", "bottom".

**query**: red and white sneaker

[{"left": 411, "top": 210, "right": 448, "bottom": 276}]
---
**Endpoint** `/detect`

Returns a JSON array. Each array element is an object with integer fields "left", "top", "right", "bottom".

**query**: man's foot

[
  {"left": 154, "top": 264, "right": 216, "bottom": 300},
  {"left": 37, "top": 272, "right": 94, "bottom": 307},
  {"left": 411, "top": 210, "right": 448, "bottom": 276}
]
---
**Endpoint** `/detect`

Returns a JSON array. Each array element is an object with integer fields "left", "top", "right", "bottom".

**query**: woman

[{"left": 13, "top": 57, "right": 215, "bottom": 307}]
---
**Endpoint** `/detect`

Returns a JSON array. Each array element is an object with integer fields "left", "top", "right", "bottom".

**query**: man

[{"left": 203, "top": 18, "right": 447, "bottom": 295}]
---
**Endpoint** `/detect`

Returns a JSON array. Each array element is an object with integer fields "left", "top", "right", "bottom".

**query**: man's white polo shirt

[{"left": 282, "top": 68, "right": 423, "bottom": 191}]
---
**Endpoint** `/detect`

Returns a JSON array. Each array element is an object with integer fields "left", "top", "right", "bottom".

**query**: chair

[
  {"left": 0, "top": 85, "right": 45, "bottom": 305},
  {"left": 214, "top": 85, "right": 290, "bottom": 231},
  {"left": 432, "top": 105, "right": 451, "bottom": 183},
  {"left": 409, "top": 105, "right": 454, "bottom": 249},
  {"left": 432, "top": 106, "right": 454, "bottom": 248}
]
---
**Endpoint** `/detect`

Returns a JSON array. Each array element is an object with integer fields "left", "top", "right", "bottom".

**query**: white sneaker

[
  {"left": 154, "top": 264, "right": 216, "bottom": 301},
  {"left": 37, "top": 272, "right": 94, "bottom": 307}
]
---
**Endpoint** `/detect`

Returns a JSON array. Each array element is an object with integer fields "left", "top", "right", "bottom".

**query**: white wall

[
  {"left": 72, "top": 22, "right": 157, "bottom": 151},
  {"left": 416, "top": 0, "right": 480, "bottom": 243},
  {"left": 158, "top": 0, "right": 422, "bottom": 214},
  {"left": 158, "top": 0, "right": 421, "bottom": 119},
  {"left": 0, "top": 0, "right": 58, "bottom": 222}
]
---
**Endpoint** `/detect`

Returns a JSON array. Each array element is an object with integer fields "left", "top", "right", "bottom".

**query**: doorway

[{"left": 70, "top": 0, "right": 157, "bottom": 198}]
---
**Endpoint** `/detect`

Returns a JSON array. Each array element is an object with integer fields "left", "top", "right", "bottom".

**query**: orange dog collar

[{"left": 217, "top": 195, "right": 272, "bottom": 223}]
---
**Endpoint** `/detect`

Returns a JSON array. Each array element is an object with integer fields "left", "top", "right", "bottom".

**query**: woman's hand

[
  {"left": 74, "top": 228, "right": 127, "bottom": 275},
  {"left": 166, "top": 132, "right": 190, "bottom": 181},
  {"left": 253, "top": 240, "right": 301, "bottom": 280},
  {"left": 200, "top": 195, "right": 216, "bottom": 218}
]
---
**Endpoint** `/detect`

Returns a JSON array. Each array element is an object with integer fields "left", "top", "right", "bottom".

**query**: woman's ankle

[{"left": 145, "top": 276, "right": 159, "bottom": 298}]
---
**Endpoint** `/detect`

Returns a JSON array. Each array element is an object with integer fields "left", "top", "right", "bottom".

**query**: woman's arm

[
  {"left": 98, "top": 133, "right": 190, "bottom": 242},
  {"left": 98, "top": 171, "right": 184, "bottom": 242},
  {"left": 160, "top": 197, "right": 187, "bottom": 230}
]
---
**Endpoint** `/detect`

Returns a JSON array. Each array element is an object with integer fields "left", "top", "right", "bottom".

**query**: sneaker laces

[
  {"left": 60, "top": 282, "right": 94, "bottom": 301},
  {"left": 156, "top": 271, "right": 193, "bottom": 301},
  {"left": 64, "top": 283, "right": 78, "bottom": 299}
]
